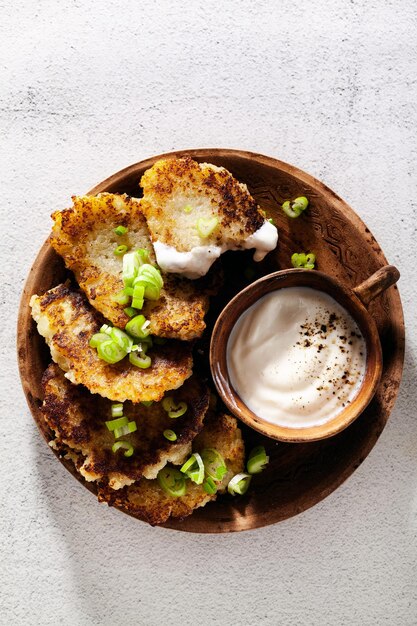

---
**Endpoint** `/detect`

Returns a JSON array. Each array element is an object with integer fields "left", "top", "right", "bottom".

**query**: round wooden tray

[{"left": 17, "top": 149, "right": 405, "bottom": 533}]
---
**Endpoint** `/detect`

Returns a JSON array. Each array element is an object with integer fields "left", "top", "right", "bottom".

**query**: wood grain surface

[{"left": 17, "top": 149, "right": 405, "bottom": 533}]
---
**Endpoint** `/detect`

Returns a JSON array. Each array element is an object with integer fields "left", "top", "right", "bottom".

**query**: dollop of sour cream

[
  {"left": 153, "top": 220, "right": 278, "bottom": 279},
  {"left": 227, "top": 286, "right": 366, "bottom": 428}
]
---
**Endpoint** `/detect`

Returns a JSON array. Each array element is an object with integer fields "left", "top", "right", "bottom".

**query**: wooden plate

[{"left": 17, "top": 149, "right": 405, "bottom": 533}]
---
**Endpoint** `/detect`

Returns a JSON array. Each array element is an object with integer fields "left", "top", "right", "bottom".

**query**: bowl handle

[{"left": 353, "top": 265, "right": 400, "bottom": 307}]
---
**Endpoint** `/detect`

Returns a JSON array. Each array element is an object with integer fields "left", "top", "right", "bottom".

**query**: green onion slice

[
  {"left": 108, "top": 327, "right": 134, "bottom": 352},
  {"left": 89, "top": 333, "right": 110, "bottom": 348},
  {"left": 122, "top": 251, "right": 142, "bottom": 287},
  {"left": 112, "top": 441, "right": 134, "bottom": 457},
  {"left": 161, "top": 397, "right": 188, "bottom": 418},
  {"left": 100, "top": 324, "right": 112, "bottom": 335},
  {"left": 111, "top": 290, "right": 131, "bottom": 305},
  {"left": 200, "top": 448, "right": 227, "bottom": 482},
  {"left": 123, "top": 306, "right": 138, "bottom": 318},
  {"left": 180, "top": 452, "right": 204, "bottom": 485},
  {"left": 137, "top": 264, "right": 163, "bottom": 288},
  {"left": 133, "top": 278, "right": 160, "bottom": 301},
  {"left": 141, "top": 400, "right": 153, "bottom": 407},
  {"left": 135, "top": 248, "right": 150, "bottom": 265},
  {"left": 129, "top": 351, "right": 151, "bottom": 369},
  {"left": 97, "top": 340, "right": 127, "bottom": 364},
  {"left": 131, "top": 284, "right": 145, "bottom": 310},
  {"left": 227, "top": 473, "right": 252, "bottom": 496},
  {"left": 114, "top": 421, "right": 137, "bottom": 439},
  {"left": 114, "top": 225, "right": 128, "bottom": 236},
  {"left": 114, "top": 244, "right": 128, "bottom": 256},
  {"left": 203, "top": 476, "right": 217, "bottom": 495},
  {"left": 291, "top": 252, "right": 316, "bottom": 270},
  {"left": 196, "top": 216, "right": 219, "bottom": 238},
  {"left": 247, "top": 446, "right": 269, "bottom": 475},
  {"left": 157, "top": 467, "right": 186, "bottom": 497},
  {"left": 282, "top": 196, "right": 309, "bottom": 218},
  {"left": 163, "top": 429, "right": 177, "bottom": 442},
  {"left": 125, "top": 314, "right": 150, "bottom": 339},
  {"left": 111, "top": 403, "right": 124, "bottom": 418},
  {"left": 105, "top": 416, "right": 128, "bottom": 431}
]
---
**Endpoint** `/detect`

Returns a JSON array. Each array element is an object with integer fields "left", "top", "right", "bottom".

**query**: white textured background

[{"left": 1, "top": 1, "right": 416, "bottom": 624}]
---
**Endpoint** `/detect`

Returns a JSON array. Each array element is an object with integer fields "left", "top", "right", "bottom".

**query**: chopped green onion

[
  {"left": 137, "top": 264, "right": 163, "bottom": 289},
  {"left": 268, "top": 217, "right": 275, "bottom": 225},
  {"left": 247, "top": 446, "right": 269, "bottom": 475},
  {"left": 131, "top": 284, "right": 145, "bottom": 309},
  {"left": 123, "top": 286, "right": 134, "bottom": 297},
  {"left": 105, "top": 416, "right": 128, "bottom": 431},
  {"left": 131, "top": 336, "right": 152, "bottom": 352},
  {"left": 111, "top": 290, "right": 131, "bottom": 305},
  {"left": 125, "top": 314, "right": 150, "bottom": 339},
  {"left": 114, "top": 225, "right": 128, "bottom": 236},
  {"left": 122, "top": 251, "right": 142, "bottom": 287},
  {"left": 135, "top": 248, "right": 150, "bottom": 265},
  {"left": 114, "top": 421, "right": 137, "bottom": 439},
  {"left": 291, "top": 252, "right": 316, "bottom": 270},
  {"left": 108, "top": 327, "right": 134, "bottom": 352},
  {"left": 180, "top": 452, "right": 204, "bottom": 485},
  {"left": 157, "top": 467, "right": 186, "bottom": 497},
  {"left": 183, "top": 204, "right": 193, "bottom": 213},
  {"left": 123, "top": 306, "right": 138, "bottom": 318},
  {"left": 282, "top": 196, "right": 309, "bottom": 218},
  {"left": 227, "top": 473, "right": 252, "bottom": 496},
  {"left": 201, "top": 448, "right": 227, "bottom": 482},
  {"left": 168, "top": 403, "right": 187, "bottom": 419},
  {"left": 161, "top": 396, "right": 187, "bottom": 418},
  {"left": 203, "top": 476, "right": 217, "bottom": 495},
  {"left": 97, "top": 340, "right": 127, "bottom": 364},
  {"left": 114, "top": 244, "right": 128, "bottom": 256},
  {"left": 196, "top": 216, "right": 219, "bottom": 238},
  {"left": 137, "top": 280, "right": 160, "bottom": 301},
  {"left": 112, "top": 441, "right": 134, "bottom": 457},
  {"left": 100, "top": 324, "right": 112, "bottom": 335},
  {"left": 129, "top": 351, "right": 151, "bottom": 369},
  {"left": 141, "top": 400, "right": 153, "bottom": 407},
  {"left": 111, "top": 403, "right": 124, "bottom": 418},
  {"left": 89, "top": 333, "right": 110, "bottom": 348},
  {"left": 163, "top": 429, "right": 177, "bottom": 442}
]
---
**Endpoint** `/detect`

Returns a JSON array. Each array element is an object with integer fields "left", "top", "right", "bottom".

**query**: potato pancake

[
  {"left": 140, "top": 157, "right": 278, "bottom": 277},
  {"left": 49, "top": 193, "right": 210, "bottom": 340},
  {"left": 99, "top": 412, "right": 245, "bottom": 525},
  {"left": 30, "top": 283, "right": 193, "bottom": 402},
  {"left": 42, "top": 364, "right": 209, "bottom": 489}
]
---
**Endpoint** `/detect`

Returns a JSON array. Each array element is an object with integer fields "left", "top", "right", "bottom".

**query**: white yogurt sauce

[
  {"left": 153, "top": 220, "right": 278, "bottom": 279},
  {"left": 227, "top": 286, "right": 366, "bottom": 428}
]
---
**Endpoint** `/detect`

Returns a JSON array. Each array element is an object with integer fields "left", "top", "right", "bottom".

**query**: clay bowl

[
  {"left": 17, "top": 149, "right": 405, "bottom": 533},
  {"left": 210, "top": 265, "right": 400, "bottom": 443}
]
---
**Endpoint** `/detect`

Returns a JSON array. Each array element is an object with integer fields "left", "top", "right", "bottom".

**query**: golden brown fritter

[
  {"left": 99, "top": 412, "right": 245, "bottom": 525},
  {"left": 42, "top": 364, "right": 209, "bottom": 489},
  {"left": 140, "top": 157, "right": 276, "bottom": 277},
  {"left": 30, "top": 283, "right": 193, "bottom": 403},
  {"left": 49, "top": 193, "right": 211, "bottom": 340}
]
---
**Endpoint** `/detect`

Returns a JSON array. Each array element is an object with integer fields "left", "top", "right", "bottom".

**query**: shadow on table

[{"left": 31, "top": 345, "right": 417, "bottom": 623}]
